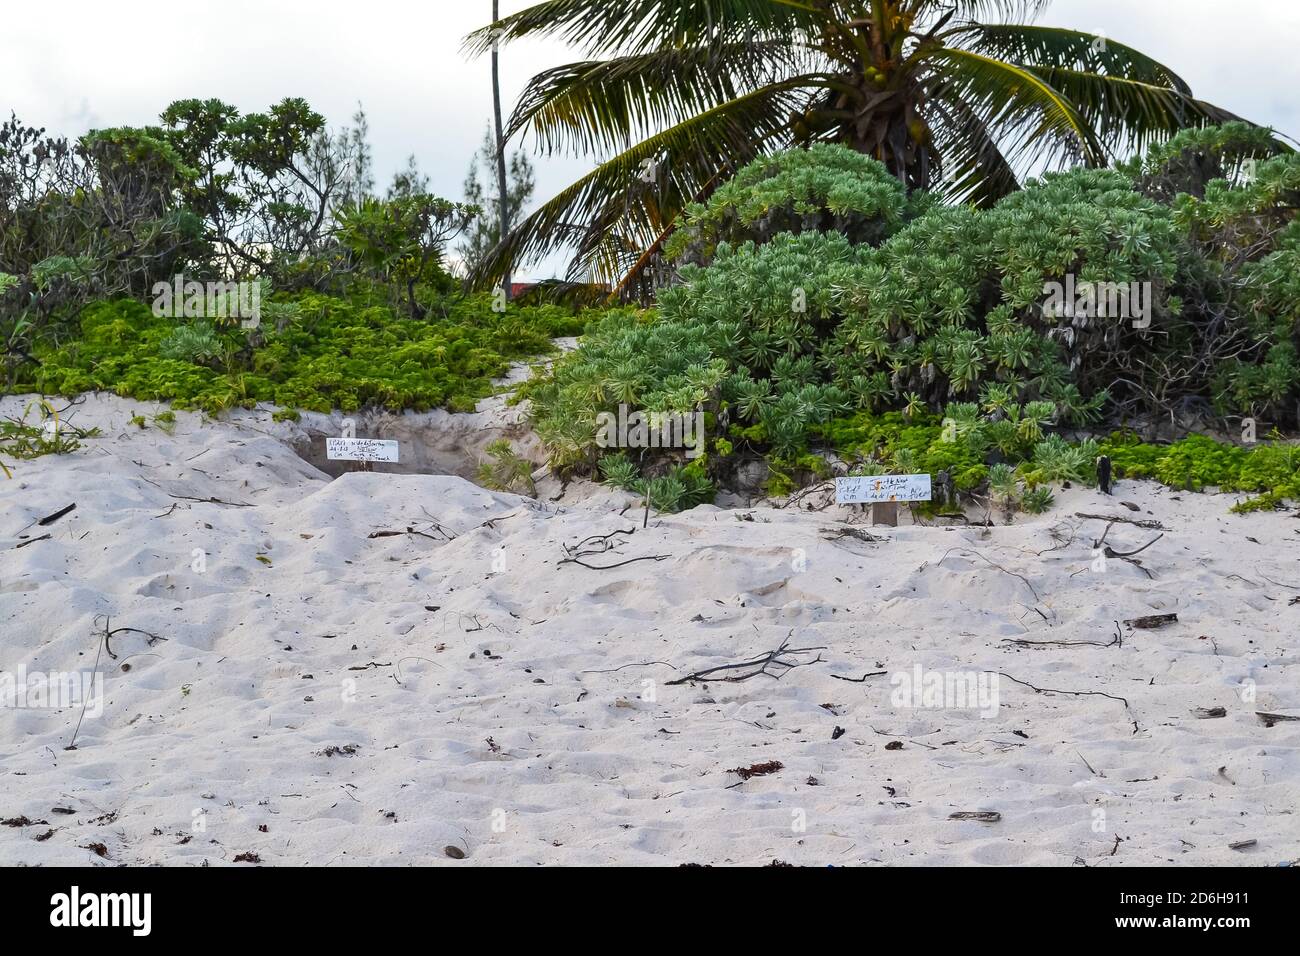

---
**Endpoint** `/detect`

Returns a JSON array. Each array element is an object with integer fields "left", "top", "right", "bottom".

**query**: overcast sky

[{"left": 3, "top": 0, "right": 1297, "bottom": 279}]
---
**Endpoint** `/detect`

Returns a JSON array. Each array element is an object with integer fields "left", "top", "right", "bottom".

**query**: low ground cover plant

[{"left": 21, "top": 291, "right": 585, "bottom": 415}]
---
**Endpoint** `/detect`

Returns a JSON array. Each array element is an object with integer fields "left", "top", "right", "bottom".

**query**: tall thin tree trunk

[{"left": 492, "top": 0, "right": 512, "bottom": 301}]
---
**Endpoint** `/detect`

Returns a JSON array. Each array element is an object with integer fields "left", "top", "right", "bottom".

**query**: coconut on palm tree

[{"left": 465, "top": 0, "right": 1249, "bottom": 295}]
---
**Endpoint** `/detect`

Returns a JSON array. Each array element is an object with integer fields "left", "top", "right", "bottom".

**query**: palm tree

[{"left": 466, "top": 0, "right": 1247, "bottom": 296}]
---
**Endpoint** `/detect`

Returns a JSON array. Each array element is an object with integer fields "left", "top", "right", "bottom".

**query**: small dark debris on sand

[
  {"left": 728, "top": 760, "right": 784, "bottom": 780},
  {"left": 1, "top": 816, "right": 47, "bottom": 827},
  {"left": 315, "top": 745, "right": 359, "bottom": 757},
  {"left": 1124, "top": 613, "right": 1178, "bottom": 630},
  {"left": 1256, "top": 711, "right": 1300, "bottom": 728}
]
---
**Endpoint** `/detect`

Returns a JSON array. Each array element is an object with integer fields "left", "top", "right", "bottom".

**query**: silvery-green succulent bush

[
  {"left": 531, "top": 133, "right": 1300, "bottom": 509},
  {"left": 664, "top": 145, "right": 912, "bottom": 267}
]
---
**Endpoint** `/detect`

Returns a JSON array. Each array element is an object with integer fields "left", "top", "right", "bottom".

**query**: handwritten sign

[
  {"left": 835, "top": 473, "right": 931, "bottom": 505},
  {"left": 326, "top": 438, "right": 400, "bottom": 463}
]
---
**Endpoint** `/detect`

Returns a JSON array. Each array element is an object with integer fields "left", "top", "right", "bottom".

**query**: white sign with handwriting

[
  {"left": 326, "top": 438, "right": 400, "bottom": 463},
  {"left": 835, "top": 473, "right": 931, "bottom": 504}
]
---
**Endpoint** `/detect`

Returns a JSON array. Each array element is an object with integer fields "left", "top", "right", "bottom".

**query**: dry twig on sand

[
  {"left": 1105, "top": 534, "right": 1164, "bottom": 559},
  {"left": 97, "top": 616, "right": 165, "bottom": 660},
  {"left": 1075, "top": 512, "right": 1165, "bottom": 530},
  {"left": 559, "top": 553, "right": 671, "bottom": 570},
  {"left": 138, "top": 476, "right": 252, "bottom": 507},
  {"left": 769, "top": 480, "right": 836, "bottom": 511},
  {"left": 998, "top": 671, "right": 1130, "bottom": 710},
  {"left": 13, "top": 503, "right": 78, "bottom": 535},
  {"left": 557, "top": 527, "right": 670, "bottom": 570},
  {"left": 1086, "top": 520, "right": 1163, "bottom": 577},
  {"left": 1257, "top": 568, "right": 1300, "bottom": 590},
  {"left": 1035, "top": 519, "right": 1080, "bottom": 554},
  {"left": 581, "top": 661, "right": 677, "bottom": 675},
  {"left": 1003, "top": 622, "right": 1124, "bottom": 650},
  {"left": 819, "top": 527, "right": 886, "bottom": 545},
  {"left": 937, "top": 547, "right": 1040, "bottom": 601},
  {"left": 67, "top": 616, "right": 162, "bottom": 750},
  {"left": 367, "top": 525, "right": 449, "bottom": 542},
  {"left": 667, "top": 631, "right": 826, "bottom": 685}
]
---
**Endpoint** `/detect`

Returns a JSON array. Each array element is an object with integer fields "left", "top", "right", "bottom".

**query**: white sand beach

[{"left": 1, "top": 393, "right": 1298, "bottom": 866}]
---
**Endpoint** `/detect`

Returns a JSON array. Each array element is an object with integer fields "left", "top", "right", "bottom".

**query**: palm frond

[
  {"left": 464, "top": 0, "right": 824, "bottom": 58},
  {"left": 923, "top": 47, "right": 1105, "bottom": 167},
  {"left": 950, "top": 24, "right": 1193, "bottom": 94},
  {"left": 465, "top": 0, "right": 1263, "bottom": 293},
  {"left": 508, "top": 40, "right": 812, "bottom": 155},
  {"left": 939, "top": 0, "right": 1053, "bottom": 22},
  {"left": 1021, "top": 67, "right": 1249, "bottom": 159},
  {"left": 470, "top": 78, "right": 807, "bottom": 287},
  {"left": 925, "top": 95, "right": 1020, "bottom": 206}
]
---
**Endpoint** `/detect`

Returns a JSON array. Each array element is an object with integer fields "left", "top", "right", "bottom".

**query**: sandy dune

[{"left": 1, "top": 394, "right": 1297, "bottom": 866}]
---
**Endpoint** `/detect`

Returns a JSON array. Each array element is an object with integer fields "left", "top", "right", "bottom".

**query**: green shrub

[
  {"left": 530, "top": 134, "right": 1300, "bottom": 513},
  {"left": 664, "top": 144, "right": 909, "bottom": 265}
]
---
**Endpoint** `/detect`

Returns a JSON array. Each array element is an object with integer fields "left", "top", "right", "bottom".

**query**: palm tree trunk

[{"left": 492, "top": 0, "right": 512, "bottom": 301}]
